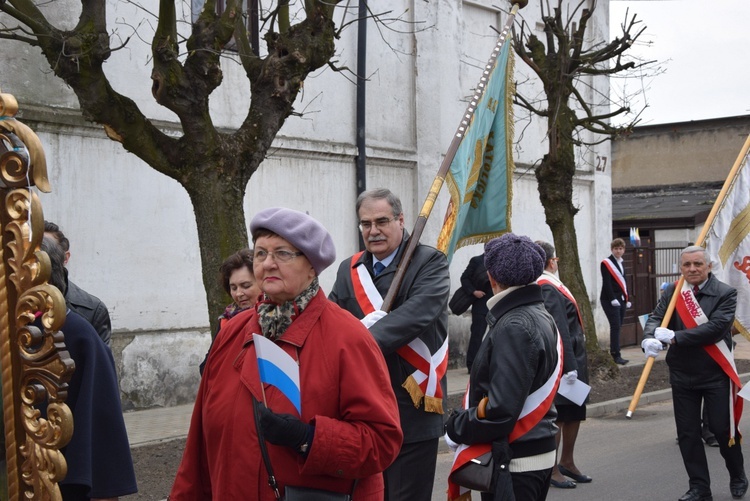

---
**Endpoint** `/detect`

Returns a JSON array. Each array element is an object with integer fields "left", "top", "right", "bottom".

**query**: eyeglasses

[
  {"left": 552, "top": 257, "right": 560, "bottom": 262},
  {"left": 253, "top": 249, "right": 303, "bottom": 263},
  {"left": 358, "top": 216, "right": 397, "bottom": 232}
]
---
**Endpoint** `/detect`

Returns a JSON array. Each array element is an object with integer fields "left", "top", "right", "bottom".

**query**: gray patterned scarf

[{"left": 255, "top": 277, "right": 319, "bottom": 340}]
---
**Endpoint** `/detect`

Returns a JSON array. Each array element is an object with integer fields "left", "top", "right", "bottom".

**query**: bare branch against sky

[{"left": 610, "top": 0, "right": 750, "bottom": 125}]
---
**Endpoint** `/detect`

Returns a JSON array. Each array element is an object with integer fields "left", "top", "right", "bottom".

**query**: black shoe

[
  {"left": 558, "top": 465, "right": 592, "bottom": 483},
  {"left": 678, "top": 488, "right": 713, "bottom": 501},
  {"left": 731, "top": 475, "right": 749, "bottom": 499},
  {"left": 613, "top": 356, "right": 629, "bottom": 365},
  {"left": 550, "top": 478, "right": 576, "bottom": 489},
  {"left": 703, "top": 435, "right": 719, "bottom": 447}
]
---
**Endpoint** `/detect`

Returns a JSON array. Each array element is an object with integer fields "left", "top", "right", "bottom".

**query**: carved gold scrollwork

[{"left": 0, "top": 88, "right": 73, "bottom": 501}]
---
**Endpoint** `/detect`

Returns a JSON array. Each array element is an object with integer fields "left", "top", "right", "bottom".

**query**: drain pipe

[{"left": 356, "top": 0, "right": 367, "bottom": 250}]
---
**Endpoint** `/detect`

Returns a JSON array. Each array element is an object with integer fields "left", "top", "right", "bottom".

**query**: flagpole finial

[{"left": 510, "top": 0, "right": 528, "bottom": 8}]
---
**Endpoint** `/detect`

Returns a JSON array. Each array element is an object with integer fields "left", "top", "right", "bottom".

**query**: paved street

[{"left": 434, "top": 398, "right": 750, "bottom": 500}]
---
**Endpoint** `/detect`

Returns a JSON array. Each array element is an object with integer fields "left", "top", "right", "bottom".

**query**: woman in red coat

[{"left": 170, "top": 207, "right": 403, "bottom": 500}]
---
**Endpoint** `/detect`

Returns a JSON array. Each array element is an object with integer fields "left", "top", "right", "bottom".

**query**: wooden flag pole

[
  {"left": 626, "top": 133, "right": 750, "bottom": 418},
  {"left": 381, "top": 2, "right": 521, "bottom": 311}
]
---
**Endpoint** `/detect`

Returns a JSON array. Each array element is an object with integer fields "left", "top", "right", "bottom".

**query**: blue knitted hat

[{"left": 484, "top": 233, "right": 545, "bottom": 287}]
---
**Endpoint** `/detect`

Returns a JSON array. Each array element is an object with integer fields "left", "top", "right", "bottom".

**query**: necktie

[
  {"left": 693, "top": 285, "right": 700, "bottom": 295},
  {"left": 373, "top": 262, "right": 385, "bottom": 276}
]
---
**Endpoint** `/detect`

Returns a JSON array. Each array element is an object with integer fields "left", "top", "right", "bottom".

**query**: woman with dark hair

[
  {"left": 172, "top": 208, "right": 402, "bottom": 500},
  {"left": 217, "top": 248, "right": 261, "bottom": 329},
  {"left": 199, "top": 248, "right": 261, "bottom": 374}
]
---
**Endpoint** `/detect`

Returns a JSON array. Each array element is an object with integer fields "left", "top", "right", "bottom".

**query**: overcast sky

[{"left": 609, "top": 0, "right": 750, "bottom": 126}]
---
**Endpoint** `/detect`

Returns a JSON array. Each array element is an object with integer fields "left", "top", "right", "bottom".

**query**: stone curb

[{"left": 437, "top": 372, "right": 750, "bottom": 454}]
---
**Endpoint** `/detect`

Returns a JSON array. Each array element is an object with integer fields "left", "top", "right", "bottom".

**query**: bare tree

[
  {"left": 0, "top": 0, "right": 355, "bottom": 332},
  {"left": 513, "top": 0, "right": 653, "bottom": 369}
]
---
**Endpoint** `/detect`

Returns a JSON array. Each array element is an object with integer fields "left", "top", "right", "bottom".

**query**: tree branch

[
  {"left": 75, "top": 0, "right": 106, "bottom": 33},
  {"left": 514, "top": 92, "right": 548, "bottom": 117},
  {"left": 0, "top": 29, "right": 39, "bottom": 45},
  {"left": 5, "top": 0, "right": 51, "bottom": 34}
]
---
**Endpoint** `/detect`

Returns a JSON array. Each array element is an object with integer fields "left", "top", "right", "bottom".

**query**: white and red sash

[
  {"left": 349, "top": 252, "right": 449, "bottom": 414},
  {"left": 675, "top": 280, "right": 743, "bottom": 445},
  {"left": 537, "top": 272, "right": 584, "bottom": 335},
  {"left": 447, "top": 332, "right": 563, "bottom": 500},
  {"left": 602, "top": 257, "right": 628, "bottom": 301}
]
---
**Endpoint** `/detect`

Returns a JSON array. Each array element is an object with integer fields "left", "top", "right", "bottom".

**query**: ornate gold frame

[{"left": 0, "top": 89, "right": 74, "bottom": 500}]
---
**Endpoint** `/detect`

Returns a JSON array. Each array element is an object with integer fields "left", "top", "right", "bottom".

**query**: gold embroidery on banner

[{"left": 718, "top": 204, "right": 750, "bottom": 266}]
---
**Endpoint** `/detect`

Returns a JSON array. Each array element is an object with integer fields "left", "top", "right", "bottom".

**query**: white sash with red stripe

[
  {"left": 349, "top": 252, "right": 449, "bottom": 414},
  {"left": 602, "top": 258, "right": 628, "bottom": 301},
  {"left": 538, "top": 272, "right": 584, "bottom": 337},
  {"left": 447, "top": 332, "right": 563, "bottom": 500},
  {"left": 675, "top": 280, "right": 743, "bottom": 445}
]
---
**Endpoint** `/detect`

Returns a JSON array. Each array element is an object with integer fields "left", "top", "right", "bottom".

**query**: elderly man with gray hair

[{"left": 643, "top": 245, "right": 747, "bottom": 501}]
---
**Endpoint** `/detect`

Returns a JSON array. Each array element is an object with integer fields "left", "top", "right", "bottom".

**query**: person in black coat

[
  {"left": 41, "top": 237, "right": 137, "bottom": 500},
  {"left": 643, "top": 245, "right": 747, "bottom": 501},
  {"left": 446, "top": 234, "right": 560, "bottom": 501},
  {"left": 536, "top": 241, "right": 591, "bottom": 489},
  {"left": 44, "top": 221, "right": 112, "bottom": 348},
  {"left": 461, "top": 253, "right": 493, "bottom": 371},
  {"left": 329, "top": 188, "right": 449, "bottom": 501},
  {"left": 599, "top": 237, "right": 630, "bottom": 365}
]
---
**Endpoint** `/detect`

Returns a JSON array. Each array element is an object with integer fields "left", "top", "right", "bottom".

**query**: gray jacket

[
  {"left": 329, "top": 231, "right": 450, "bottom": 443},
  {"left": 644, "top": 273, "right": 736, "bottom": 387}
]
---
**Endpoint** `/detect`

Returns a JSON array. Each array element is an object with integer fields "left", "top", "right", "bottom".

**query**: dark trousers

[
  {"left": 601, "top": 300, "right": 626, "bottom": 357},
  {"left": 672, "top": 380, "right": 745, "bottom": 493},
  {"left": 384, "top": 438, "right": 439, "bottom": 501},
  {"left": 479, "top": 468, "right": 552, "bottom": 501},
  {"left": 466, "top": 301, "right": 489, "bottom": 370}
]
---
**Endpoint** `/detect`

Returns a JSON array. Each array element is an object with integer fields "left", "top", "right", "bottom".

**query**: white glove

[
  {"left": 642, "top": 338, "right": 663, "bottom": 358},
  {"left": 562, "top": 370, "right": 578, "bottom": 384},
  {"left": 626, "top": 301, "right": 632, "bottom": 309},
  {"left": 443, "top": 432, "right": 459, "bottom": 452},
  {"left": 654, "top": 327, "right": 675, "bottom": 344},
  {"left": 361, "top": 310, "right": 387, "bottom": 328},
  {"left": 610, "top": 299, "right": 620, "bottom": 307}
]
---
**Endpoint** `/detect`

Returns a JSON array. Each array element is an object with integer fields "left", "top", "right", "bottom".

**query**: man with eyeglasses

[{"left": 329, "top": 188, "right": 450, "bottom": 501}]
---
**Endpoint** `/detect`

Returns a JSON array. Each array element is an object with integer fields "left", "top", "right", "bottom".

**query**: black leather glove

[
  {"left": 444, "top": 408, "right": 461, "bottom": 443},
  {"left": 257, "top": 405, "right": 313, "bottom": 455}
]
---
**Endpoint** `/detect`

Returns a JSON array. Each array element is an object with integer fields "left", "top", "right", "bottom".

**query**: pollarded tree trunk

[
  {"left": 184, "top": 169, "right": 249, "bottom": 336},
  {"left": 536, "top": 103, "right": 616, "bottom": 374},
  {"left": 0, "top": 0, "right": 339, "bottom": 333}
]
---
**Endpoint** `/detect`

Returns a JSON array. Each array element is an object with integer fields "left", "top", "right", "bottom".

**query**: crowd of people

[{"left": 31, "top": 193, "right": 749, "bottom": 501}]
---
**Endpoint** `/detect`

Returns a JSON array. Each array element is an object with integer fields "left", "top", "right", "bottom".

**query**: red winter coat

[{"left": 170, "top": 290, "right": 403, "bottom": 500}]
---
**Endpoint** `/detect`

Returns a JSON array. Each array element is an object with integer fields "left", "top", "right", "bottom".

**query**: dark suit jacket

[
  {"left": 329, "top": 231, "right": 450, "bottom": 443},
  {"left": 460, "top": 254, "right": 492, "bottom": 312},
  {"left": 65, "top": 275, "right": 112, "bottom": 347},
  {"left": 644, "top": 273, "right": 737, "bottom": 386},
  {"left": 599, "top": 255, "right": 627, "bottom": 303}
]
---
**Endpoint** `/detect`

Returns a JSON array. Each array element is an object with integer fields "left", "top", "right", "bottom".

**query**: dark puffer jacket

[{"left": 447, "top": 284, "right": 559, "bottom": 461}]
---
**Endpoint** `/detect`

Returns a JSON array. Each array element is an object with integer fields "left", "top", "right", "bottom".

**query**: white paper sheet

[
  {"left": 738, "top": 383, "right": 750, "bottom": 401},
  {"left": 558, "top": 378, "right": 592, "bottom": 406}
]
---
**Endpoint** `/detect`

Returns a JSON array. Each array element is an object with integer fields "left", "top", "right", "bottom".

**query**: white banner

[{"left": 705, "top": 142, "right": 750, "bottom": 338}]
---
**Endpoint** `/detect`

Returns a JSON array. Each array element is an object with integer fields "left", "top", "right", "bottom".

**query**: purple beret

[
  {"left": 484, "top": 233, "right": 545, "bottom": 287},
  {"left": 250, "top": 208, "right": 336, "bottom": 275}
]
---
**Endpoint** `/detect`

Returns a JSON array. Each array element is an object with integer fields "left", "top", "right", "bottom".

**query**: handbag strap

[{"left": 252, "top": 396, "right": 283, "bottom": 500}]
